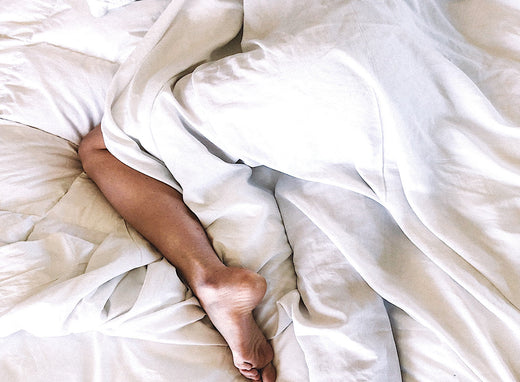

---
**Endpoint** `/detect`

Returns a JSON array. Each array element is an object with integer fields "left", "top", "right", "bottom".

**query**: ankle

[
  {"left": 185, "top": 266, "right": 229, "bottom": 299},
  {"left": 191, "top": 267, "right": 267, "bottom": 309}
]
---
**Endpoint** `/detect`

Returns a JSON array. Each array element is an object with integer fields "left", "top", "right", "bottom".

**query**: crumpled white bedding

[
  {"left": 0, "top": 0, "right": 169, "bottom": 144},
  {"left": 101, "top": 0, "right": 520, "bottom": 380},
  {"left": 0, "top": 1, "right": 305, "bottom": 381},
  {"left": 1, "top": 0, "right": 520, "bottom": 381}
]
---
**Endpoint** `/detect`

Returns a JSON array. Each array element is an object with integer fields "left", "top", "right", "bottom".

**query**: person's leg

[{"left": 78, "top": 125, "right": 276, "bottom": 382}]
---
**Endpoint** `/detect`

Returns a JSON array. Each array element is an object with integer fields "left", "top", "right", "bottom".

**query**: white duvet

[
  {"left": 101, "top": 0, "right": 520, "bottom": 380},
  {"left": 1, "top": 0, "right": 520, "bottom": 381}
]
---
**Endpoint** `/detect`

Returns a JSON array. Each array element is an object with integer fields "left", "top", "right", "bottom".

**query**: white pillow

[
  {"left": 0, "top": 0, "right": 168, "bottom": 143},
  {"left": 87, "top": 0, "right": 137, "bottom": 17}
]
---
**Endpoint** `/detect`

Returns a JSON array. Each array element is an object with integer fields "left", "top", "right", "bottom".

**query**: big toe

[
  {"left": 261, "top": 363, "right": 276, "bottom": 382},
  {"left": 239, "top": 368, "right": 261, "bottom": 380}
]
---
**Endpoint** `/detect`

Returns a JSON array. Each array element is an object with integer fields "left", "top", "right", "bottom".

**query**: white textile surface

[
  {"left": 87, "top": 0, "right": 138, "bottom": 17},
  {"left": 0, "top": 0, "right": 170, "bottom": 143},
  {"left": 100, "top": 0, "right": 520, "bottom": 380},
  {"left": 0, "top": 1, "right": 303, "bottom": 380},
  {"left": 1, "top": 0, "right": 520, "bottom": 381},
  {"left": 0, "top": 120, "right": 305, "bottom": 381}
]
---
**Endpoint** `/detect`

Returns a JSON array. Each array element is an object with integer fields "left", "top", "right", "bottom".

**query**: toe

[
  {"left": 236, "top": 360, "right": 253, "bottom": 370},
  {"left": 261, "top": 363, "right": 276, "bottom": 382},
  {"left": 240, "top": 368, "right": 260, "bottom": 380}
]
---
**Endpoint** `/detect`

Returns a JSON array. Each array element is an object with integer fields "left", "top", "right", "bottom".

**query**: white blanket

[
  {"left": 1, "top": 0, "right": 520, "bottom": 381},
  {"left": 100, "top": 0, "right": 520, "bottom": 380}
]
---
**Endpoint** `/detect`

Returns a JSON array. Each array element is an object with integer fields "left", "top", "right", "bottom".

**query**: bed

[{"left": 1, "top": 0, "right": 519, "bottom": 381}]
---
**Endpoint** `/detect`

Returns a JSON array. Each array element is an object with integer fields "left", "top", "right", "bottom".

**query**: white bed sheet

[
  {"left": 0, "top": 1, "right": 306, "bottom": 381},
  {"left": 101, "top": 0, "right": 520, "bottom": 380},
  {"left": 0, "top": 117, "right": 305, "bottom": 382},
  {"left": 1, "top": 0, "right": 520, "bottom": 381},
  {"left": 0, "top": 0, "right": 169, "bottom": 143}
]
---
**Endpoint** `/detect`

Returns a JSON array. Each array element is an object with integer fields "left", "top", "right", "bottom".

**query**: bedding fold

[
  {"left": 2, "top": 0, "right": 520, "bottom": 380},
  {"left": 100, "top": 0, "right": 520, "bottom": 380}
]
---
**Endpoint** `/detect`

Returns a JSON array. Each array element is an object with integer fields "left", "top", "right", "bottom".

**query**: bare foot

[{"left": 194, "top": 267, "right": 276, "bottom": 382}]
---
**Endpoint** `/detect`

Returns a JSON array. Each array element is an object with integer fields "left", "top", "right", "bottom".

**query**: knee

[{"left": 78, "top": 124, "right": 106, "bottom": 176}]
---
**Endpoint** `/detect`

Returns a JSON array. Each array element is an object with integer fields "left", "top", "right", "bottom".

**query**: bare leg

[{"left": 78, "top": 125, "right": 276, "bottom": 382}]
